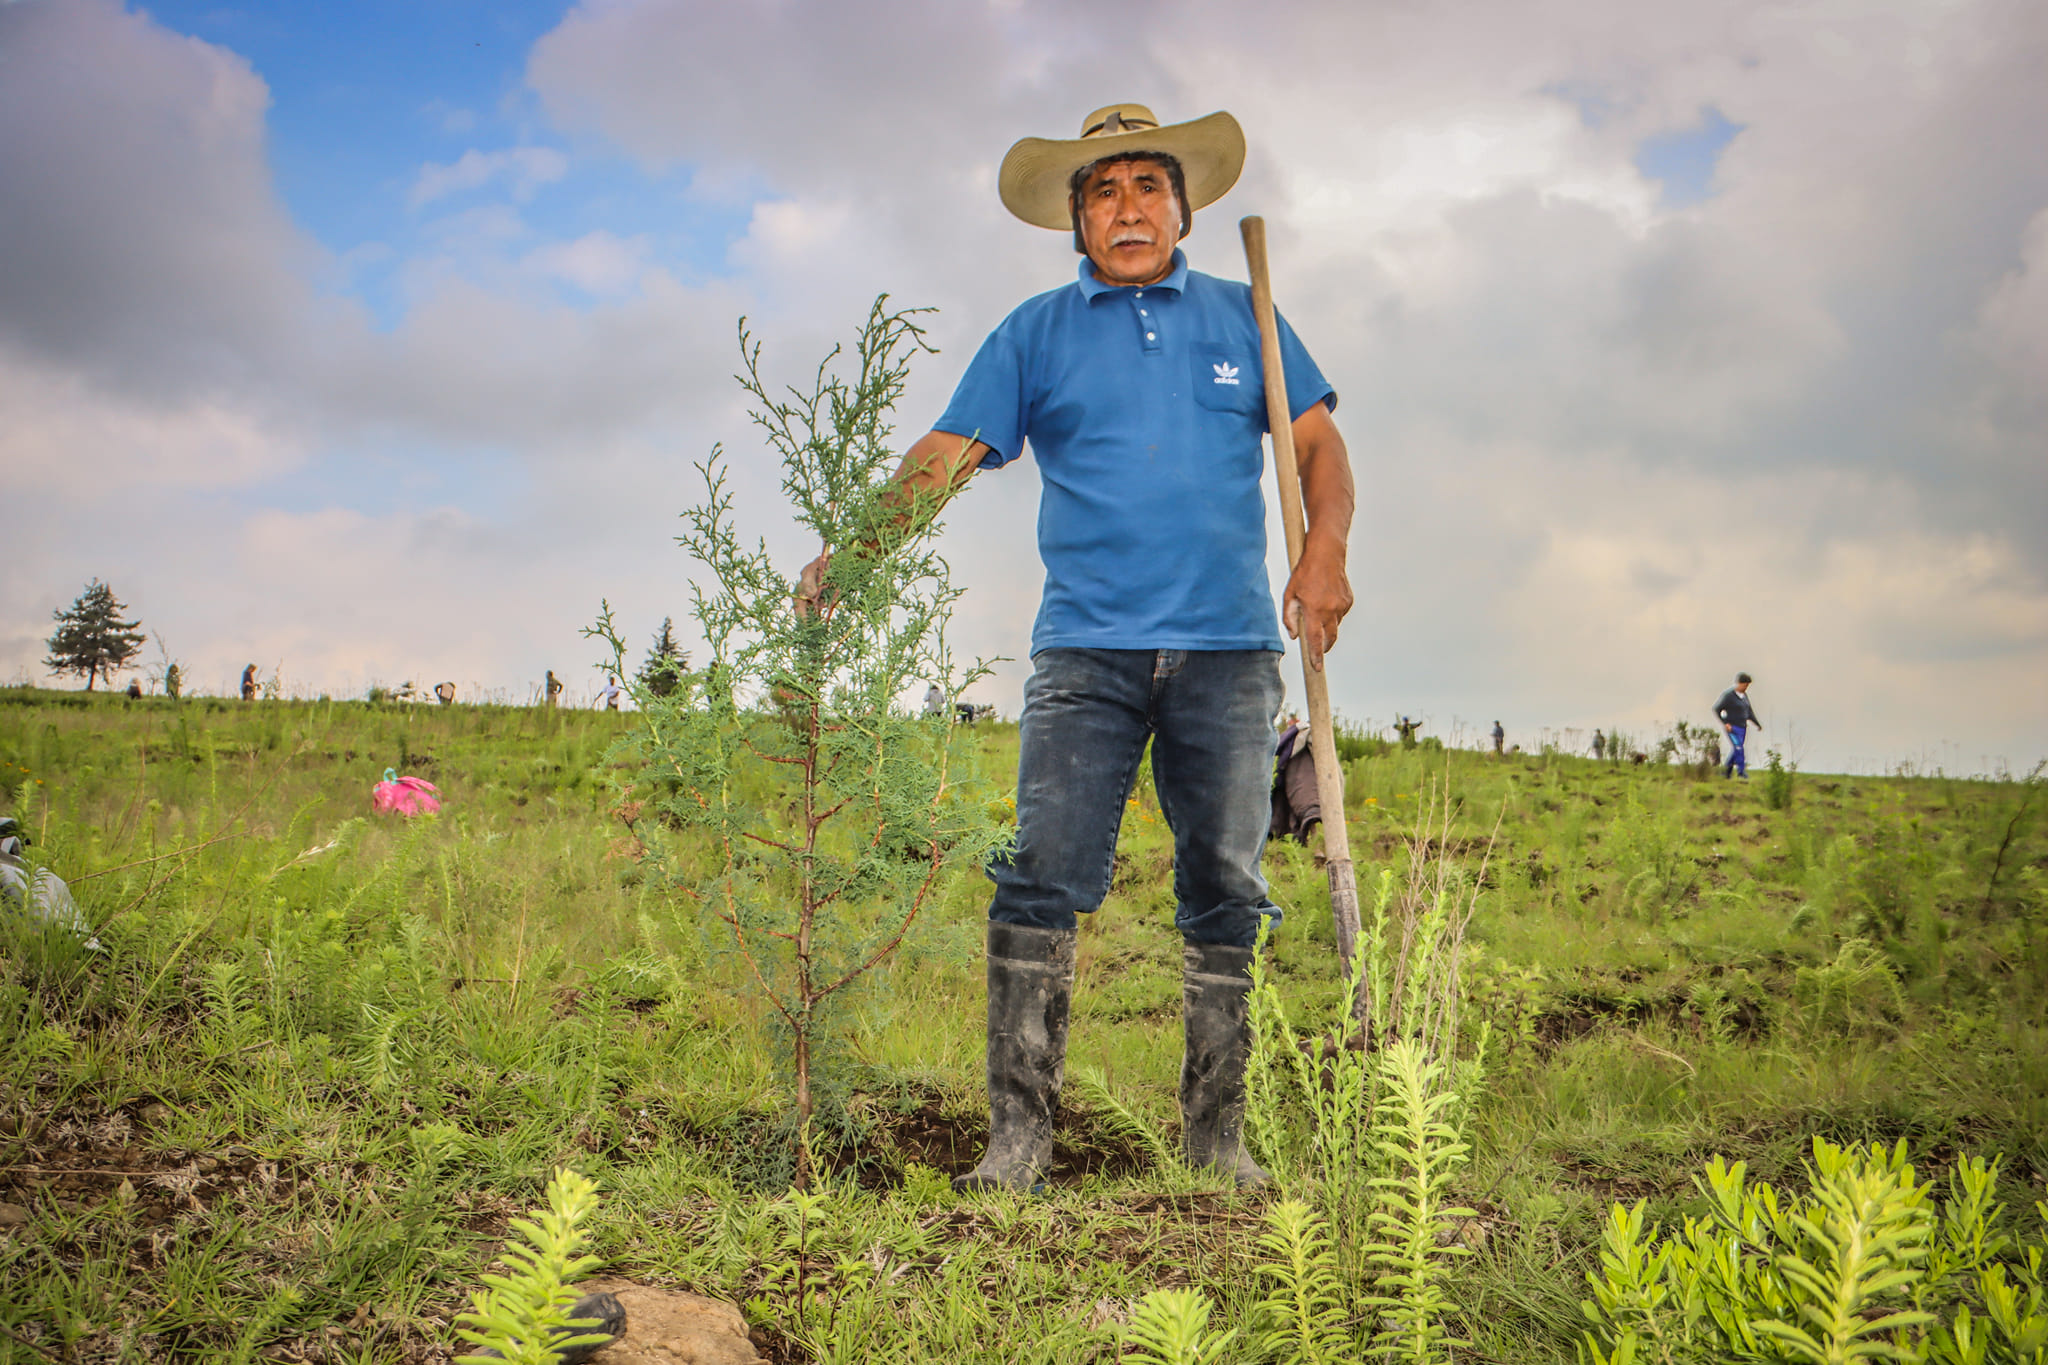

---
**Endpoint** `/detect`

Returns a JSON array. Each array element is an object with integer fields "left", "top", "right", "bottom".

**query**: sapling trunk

[{"left": 590, "top": 298, "right": 1006, "bottom": 1189}]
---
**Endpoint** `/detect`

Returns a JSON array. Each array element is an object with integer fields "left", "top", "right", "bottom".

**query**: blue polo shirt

[{"left": 936, "top": 249, "right": 1335, "bottom": 655}]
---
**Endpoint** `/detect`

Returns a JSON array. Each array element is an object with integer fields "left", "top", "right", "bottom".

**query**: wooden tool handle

[
  {"left": 1241, "top": 216, "right": 1361, "bottom": 971},
  {"left": 1241, "top": 218, "right": 1308, "bottom": 569}
]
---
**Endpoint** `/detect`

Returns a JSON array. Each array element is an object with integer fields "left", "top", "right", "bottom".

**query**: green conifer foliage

[
  {"left": 591, "top": 300, "right": 1004, "bottom": 1184},
  {"left": 45, "top": 579, "right": 146, "bottom": 691},
  {"left": 638, "top": 617, "right": 688, "bottom": 699}
]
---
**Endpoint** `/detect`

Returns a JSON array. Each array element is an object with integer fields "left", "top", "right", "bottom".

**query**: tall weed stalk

[
  {"left": 1244, "top": 781, "right": 1493, "bottom": 1360},
  {"left": 1365, "top": 1040, "right": 1476, "bottom": 1364}
]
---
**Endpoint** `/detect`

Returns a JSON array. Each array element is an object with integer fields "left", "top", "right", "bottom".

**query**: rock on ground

[{"left": 578, "top": 1278, "right": 762, "bottom": 1365}]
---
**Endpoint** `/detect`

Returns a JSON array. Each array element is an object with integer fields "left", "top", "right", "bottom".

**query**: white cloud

[
  {"left": 521, "top": 230, "right": 651, "bottom": 296},
  {"left": 0, "top": 355, "right": 304, "bottom": 494},
  {"left": 424, "top": 100, "right": 478, "bottom": 135},
  {"left": 1960, "top": 206, "right": 2048, "bottom": 421},
  {"left": 410, "top": 145, "right": 570, "bottom": 208},
  {"left": 1421, "top": 446, "right": 2048, "bottom": 768}
]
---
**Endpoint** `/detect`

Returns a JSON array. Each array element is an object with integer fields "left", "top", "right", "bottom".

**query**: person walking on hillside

[
  {"left": 596, "top": 675, "right": 623, "bottom": 711},
  {"left": 240, "top": 663, "right": 258, "bottom": 701},
  {"left": 1592, "top": 728, "right": 1606, "bottom": 760},
  {"left": 1714, "top": 672, "right": 1761, "bottom": 778},
  {"left": 545, "top": 670, "right": 563, "bottom": 708},
  {"left": 796, "top": 102, "right": 1354, "bottom": 1191},
  {"left": 1490, "top": 720, "right": 1504, "bottom": 755}
]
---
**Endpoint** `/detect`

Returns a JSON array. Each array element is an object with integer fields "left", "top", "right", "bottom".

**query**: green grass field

[{"left": 2, "top": 687, "right": 2042, "bottom": 1363}]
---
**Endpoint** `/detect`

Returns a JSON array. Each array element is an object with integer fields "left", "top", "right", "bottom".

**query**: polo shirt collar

[{"left": 1076, "top": 248, "right": 1188, "bottom": 301}]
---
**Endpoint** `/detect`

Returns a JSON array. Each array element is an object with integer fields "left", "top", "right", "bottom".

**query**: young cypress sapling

[{"left": 590, "top": 299, "right": 1005, "bottom": 1185}]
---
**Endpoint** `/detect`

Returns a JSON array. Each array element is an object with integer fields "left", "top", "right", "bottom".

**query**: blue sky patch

[
  {"left": 139, "top": 1, "right": 750, "bottom": 329},
  {"left": 1635, "top": 107, "right": 1743, "bottom": 207}
]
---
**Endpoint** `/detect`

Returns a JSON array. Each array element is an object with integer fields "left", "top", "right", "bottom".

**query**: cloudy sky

[{"left": 2, "top": 0, "right": 2042, "bottom": 775}]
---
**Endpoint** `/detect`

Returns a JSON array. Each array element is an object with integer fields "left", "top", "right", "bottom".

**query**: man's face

[
  {"left": 1736, "top": 681, "right": 1750, "bottom": 693},
  {"left": 1076, "top": 159, "right": 1182, "bottom": 288}
]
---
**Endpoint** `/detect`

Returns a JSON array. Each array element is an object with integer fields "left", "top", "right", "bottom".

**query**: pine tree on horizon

[
  {"left": 46, "top": 579, "right": 146, "bottom": 692},
  {"left": 638, "top": 616, "right": 689, "bottom": 699}
]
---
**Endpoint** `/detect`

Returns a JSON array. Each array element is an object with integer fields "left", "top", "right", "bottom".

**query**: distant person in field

[
  {"left": 597, "top": 675, "right": 623, "bottom": 711},
  {"left": 241, "top": 664, "right": 258, "bottom": 701},
  {"left": 1269, "top": 714, "right": 1333, "bottom": 846},
  {"left": 545, "top": 670, "right": 563, "bottom": 708},
  {"left": 434, "top": 681, "right": 455, "bottom": 706},
  {"left": 793, "top": 102, "right": 1354, "bottom": 1192},
  {"left": 1490, "top": 720, "right": 1504, "bottom": 755},
  {"left": 125, "top": 678, "right": 142, "bottom": 699},
  {"left": 1592, "top": 729, "right": 1606, "bottom": 760},
  {"left": 1714, "top": 672, "right": 1761, "bottom": 778},
  {"left": 923, "top": 682, "right": 946, "bottom": 718},
  {"left": 1395, "top": 715, "right": 1421, "bottom": 748}
]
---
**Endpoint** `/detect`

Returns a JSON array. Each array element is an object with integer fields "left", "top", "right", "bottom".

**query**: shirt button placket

[{"left": 1135, "top": 291, "right": 1160, "bottom": 353}]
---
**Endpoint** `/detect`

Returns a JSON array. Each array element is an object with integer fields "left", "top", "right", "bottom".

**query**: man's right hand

[{"left": 789, "top": 430, "right": 988, "bottom": 621}]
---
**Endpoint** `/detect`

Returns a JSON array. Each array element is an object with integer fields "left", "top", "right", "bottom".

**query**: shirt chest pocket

[{"left": 1189, "top": 343, "right": 1264, "bottom": 421}]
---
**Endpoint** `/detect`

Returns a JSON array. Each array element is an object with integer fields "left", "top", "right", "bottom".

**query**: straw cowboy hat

[{"left": 998, "top": 103, "right": 1246, "bottom": 231}]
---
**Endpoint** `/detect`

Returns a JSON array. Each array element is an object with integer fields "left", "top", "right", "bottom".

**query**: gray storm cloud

[
  {"left": 1, "top": 0, "right": 2043, "bottom": 771},
  {"left": 526, "top": 0, "right": 2048, "bottom": 769},
  {"left": 0, "top": 0, "right": 320, "bottom": 400}
]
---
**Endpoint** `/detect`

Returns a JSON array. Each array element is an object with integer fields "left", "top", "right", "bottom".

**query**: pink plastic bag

[{"left": 372, "top": 768, "right": 442, "bottom": 817}]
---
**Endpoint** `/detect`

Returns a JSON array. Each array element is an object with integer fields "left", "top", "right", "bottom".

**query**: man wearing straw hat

[{"left": 798, "top": 103, "right": 1355, "bottom": 1191}]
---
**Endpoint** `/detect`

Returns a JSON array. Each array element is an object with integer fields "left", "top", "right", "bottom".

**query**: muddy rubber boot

[
  {"left": 1180, "top": 939, "right": 1270, "bottom": 1189},
  {"left": 952, "top": 922, "right": 1077, "bottom": 1193}
]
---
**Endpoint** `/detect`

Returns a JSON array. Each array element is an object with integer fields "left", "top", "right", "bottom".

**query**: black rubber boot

[
  {"left": 1180, "top": 939, "right": 1270, "bottom": 1189},
  {"left": 952, "top": 922, "right": 1077, "bottom": 1193}
]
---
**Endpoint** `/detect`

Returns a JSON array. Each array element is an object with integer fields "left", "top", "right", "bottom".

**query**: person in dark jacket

[
  {"left": 1270, "top": 716, "right": 1333, "bottom": 845},
  {"left": 1490, "top": 720, "right": 1504, "bottom": 755},
  {"left": 1714, "top": 673, "right": 1761, "bottom": 778}
]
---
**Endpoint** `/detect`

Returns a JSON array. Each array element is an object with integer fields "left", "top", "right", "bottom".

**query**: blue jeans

[
  {"left": 988, "top": 648, "right": 1285, "bottom": 949},
  {"left": 1724, "top": 727, "right": 1747, "bottom": 777}
]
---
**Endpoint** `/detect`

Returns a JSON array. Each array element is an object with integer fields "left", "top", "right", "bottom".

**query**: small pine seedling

[{"left": 454, "top": 1167, "right": 610, "bottom": 1365}]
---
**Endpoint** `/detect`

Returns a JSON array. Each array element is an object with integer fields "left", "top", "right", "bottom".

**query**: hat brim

[{"left": 998, "top": 111, "right": 1246, "bottom": 230}]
